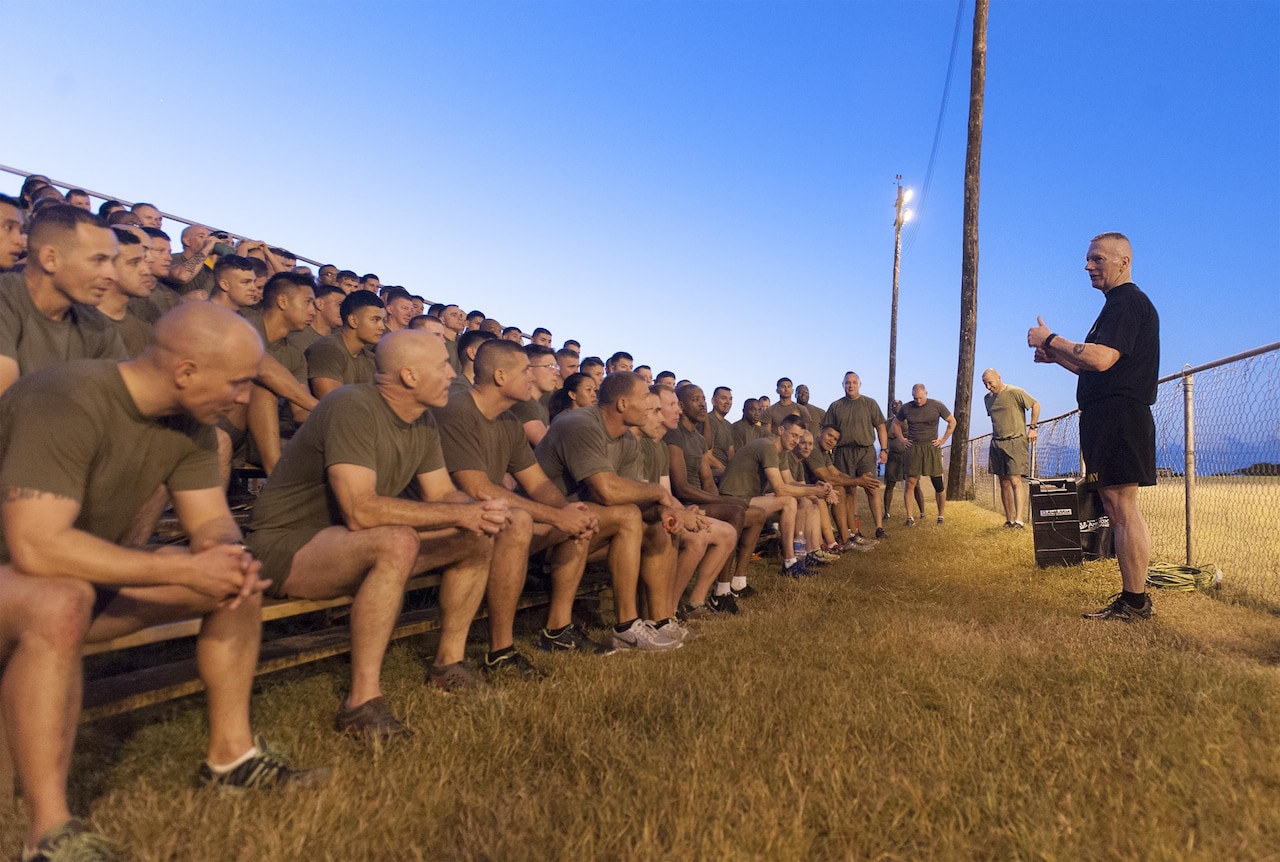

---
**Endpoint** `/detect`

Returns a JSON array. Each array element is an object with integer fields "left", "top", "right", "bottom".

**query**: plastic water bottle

[{"left": 794, "top": 530, "right": 806, "bottom": 557}]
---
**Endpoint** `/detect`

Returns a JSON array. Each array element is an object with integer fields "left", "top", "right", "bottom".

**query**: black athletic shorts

[{"left": 1080, "top": 396, "right": 1156, "bottom": 487}]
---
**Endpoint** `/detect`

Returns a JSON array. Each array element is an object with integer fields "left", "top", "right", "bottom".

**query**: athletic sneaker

[
  {"left": 334, "top": 696, "right": 412, "bottom": 740},
  {"left": 539, "top": 624, "right": 616, "bottom": 655},
  {"left": 1003, "top": 521, "right": 1016, "bottom": 528},
  {"left": 658, "top": 618, "right": 700, "bottom": 642},
  {"left": 781, "top": 559, "right": 812, "bottom": 578},
  {"left": 680, "top": 601, "right": 716, "bottom": 621},
  {"left": 1013, "top": 521, "right": 1025, "bottom": 529},
  {"left": 706, "top": 592, "right": 740, "bottom": 614},
  {"left": 729, "top": 583, "right": 758, "bottom": 600},
  {"left": 612, "top": 618, "right": 683, "bottom": 652},
  {"left": 875, "top": 527, "right": 887, "bottom": 540},
  {"left": 197, "top": 736, "right": 331, "bottom": 792},
  {"left": 21, "top": 820, "right": 122, "bottom": 862},
  {"left": 1083, "top": 593, "right": 1153, "bottom": 622},
  {"left": 904, "top": 517, "right": 916, "bottom": 527},
  {"left": 427, "top": 660, "right": 481, "bottom": 691},
  {"left": 937, "top": 516, "right": 945, "bottom": 525},
  {"left": 483, "top": 648, "right": 545, "bottom": 679}
]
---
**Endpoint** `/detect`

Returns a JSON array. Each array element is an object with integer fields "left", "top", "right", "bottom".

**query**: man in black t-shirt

[{"left": 1029, "top": 231, "right": 1160, "bottom": 622}]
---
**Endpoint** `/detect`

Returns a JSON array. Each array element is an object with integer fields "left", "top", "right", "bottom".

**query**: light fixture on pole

[{"left": 887, "top": 175, "right": 913, "bottom": 408}]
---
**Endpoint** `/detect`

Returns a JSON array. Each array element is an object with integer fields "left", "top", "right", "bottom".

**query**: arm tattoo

[
  {"left": 0, "top": 485, "right": 75, "bottom": 503},
  {"left": 1073, "top": 343, "right": 1086, "bottom": 357},
  {"left": 178, "top": 254, "right": 204, "bottom": 275}
]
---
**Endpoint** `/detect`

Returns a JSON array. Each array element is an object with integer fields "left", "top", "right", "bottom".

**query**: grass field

[
  {"left": 6, "top": 501, "right": 1280, "bottom": 860},
  {"left": 969, "top": 474, "right": 1280, "bottom": 607}
]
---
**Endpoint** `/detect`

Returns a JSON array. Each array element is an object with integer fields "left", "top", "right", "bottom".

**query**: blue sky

[{"left": 4, "top": 0, "right": 1277, "bottom": 427}]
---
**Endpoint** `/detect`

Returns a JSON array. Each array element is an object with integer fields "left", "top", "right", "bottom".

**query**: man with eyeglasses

[{"left": 510, "top": 343, "right": 560, "bottom": 446}]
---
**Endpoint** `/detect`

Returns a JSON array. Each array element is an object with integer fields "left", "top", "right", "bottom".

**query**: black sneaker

[
  {"left": 483, "top": 648, "right": 546, "bottom": 679},
  {"left": 1082, "top": 593, "right": 1153, "bottom": 622},
  {"left": 334, "top": 696, "right": 412, "bottom": 741},
  {"left": 706, "top": 592, "right": 740, "bottom": 614},
  {"left": 22, "top": 820, "right": 122, "bottom": 862},
  {"left": 197, "top": 736, "right": 331, "bottom": 792},
  {"left": 538, "top": 624, "right": 616, "bottom": 655},
  {"left": 875, "top": 527, "right": 887, "bottom": 540},
  {"left": 729, "top": 583, "right": 758, "bottom": 599},
  {"left": 781, "top": 559, "right": 812, "bottom": 578}
]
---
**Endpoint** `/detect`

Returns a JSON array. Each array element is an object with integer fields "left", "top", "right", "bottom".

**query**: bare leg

[
  {"left": 413, "top": 530, "right": 493, "bottom": 667},
  {"left": 1098, "top": 484, "right": 1151, "bottom": 593},
  {"left": 832, "top": 488, "right": 850, "bottom": 540},
  {"left": 904, "top": 477, "right": 920, "bottom": 519},
  {"left": 640, "top": 523, "right": 677, "bottom": 620},
  {"left": 483, "top": 509, "right": 534, "bottom": 653},
  {"left": 686, "top": 519, "right": 737, "bottom": 606},
  {"left": 864, "top": 479, "right": 884, "bottom": 530},
  {"left": 670, "top": 529, "right": 709, "bottom": 609},
  {"left": 999, "top": 476, "right": 1016, "bottom": 522},
  {"left": 587, "top": 504, "right": 643, "bottom": 623},
  {"left": 535, "top": 528, "right": 590, "bottom": 631},
  {"left": 935, "top": 478, "right": 946, "bottom": 518},
  {"left": 281, "top": 525, "right": 422, "bottom": 708},
  {"left": 0, "top": 572, "right": 94, "bottom": 848}
]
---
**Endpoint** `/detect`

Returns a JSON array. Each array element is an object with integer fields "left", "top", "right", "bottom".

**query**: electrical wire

[
  {"left": 903, "top": 0, "right": 966, "bottom": 257},
  {"left": 1146, "top": 562, "right": 1221, "bottom": 592}
]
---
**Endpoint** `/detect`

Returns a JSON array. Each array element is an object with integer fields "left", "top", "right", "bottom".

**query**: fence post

[{"left": 1183, "top": 373, "right": 1195, "bottom": 566}]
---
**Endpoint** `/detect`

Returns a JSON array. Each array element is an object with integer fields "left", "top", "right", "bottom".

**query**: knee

[
  {"left": 384, "top": 526, "right": 423, "bottom": 570},
  {"left": 28, "top": 578, "right": 96, "bottom": 649},
  {"left": 781, "top": 497, "right": 797, "bottom": 515},
  {"left": 505, "top": 508, "right": 534, "bottom": 542},
  {"left": 746, "top": 507, "right": 766, "bottom": 528},
  {"left": 931, "top": 476, "right": 945, "bottom": 494}
]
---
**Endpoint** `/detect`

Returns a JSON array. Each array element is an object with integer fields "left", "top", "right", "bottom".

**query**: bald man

[
  {"left": 0, "top": 204, "right": 127, "bottom": 395},
  {"left": 247, "top": 330, "right": 517, "bottom": 739},
  {"left": 981, "top": 368, "right": 1040, "bottom": 527},
  {"left": 1029, "top": 231, "right": 1159, "bottom": 622},
  {"left": 0, "top": 304, "right": 327, "bottom": 861}
]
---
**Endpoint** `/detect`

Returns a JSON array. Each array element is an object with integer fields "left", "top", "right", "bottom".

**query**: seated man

[
  {"left": 246, "top": 330, "right": 518, "bottom": 739},
  {"left": 535, "top": 372, "right": 690, "bottom": 651},
  {"left": 0, "top": 194, "right": 26, "bottom": 270},
  {"left": 806, "top": 424, "right": 884, "bottom": 552},
  {"left": 731, "top": 398, "right": 769, "bottom": 451},
  {"left": 509, "top": 343, "right": 559, "bottom": 446},
  {"left": 705, "top": 385, "right": 736, "bottom": 478},
  {"left": 774, "top": 422, "right": 838, "bottom": 565},
  {"left": 0, "top": 304, "right": 327, "bottom": 861},
  {"left": 793, "top": 429, "right": 856, "bottom": 558},
  {"left": 98, "top": 226, "right": 157, "bottom": 358},
  {"left": 554, "top": 347, "right": 580, "bottom": 383},
  {"left": 288, "top": 282, "right": 345, "bottom": 354},
  {"left": 382, "top": 287, "right": 415, "bottom": 332},
  {"left": 305, "top": 290, "right": 386, "bottom": 399},
  {"left": 0, "top": 204, "right": 127, "bottom": 395},
  {"left": 605, "top": 351, "right": 633, "bottom": 375},
  {"left": 719, "top": 415, "right": 829, "bottom": 577},
  {"left": 666, "top": 384, "right": 766, "bottom": 602},
  {"left": 639, "top": 385, "right": 738, "bottom": 620},
  {"left": 580, "top": 355, "right": 604, "bottom": 385},
  {"left": 248, "top": 273, "right": 316, "bottom": 473},
  {"left": 436, "top": 340, "right": 613, "bottom": 660}
]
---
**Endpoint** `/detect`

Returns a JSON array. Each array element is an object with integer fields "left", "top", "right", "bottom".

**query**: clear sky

[{"left": 4, "top": 0, "right": 1277, "bottom": 427}]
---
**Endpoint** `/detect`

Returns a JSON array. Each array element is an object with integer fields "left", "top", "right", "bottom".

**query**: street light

[{"left": 887, "top": 175, "right": 913, "bottom": 408}]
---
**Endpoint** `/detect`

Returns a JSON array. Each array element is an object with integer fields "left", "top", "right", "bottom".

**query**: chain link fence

[{"left": 945, "top": 343, "right": 1280, "bottom": 608}]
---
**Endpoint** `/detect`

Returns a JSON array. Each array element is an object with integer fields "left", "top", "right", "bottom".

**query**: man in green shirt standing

[
  {"left": 981, "top": 368, "right": 1040, "bottom": 528},
  {"left": 822, "top": 372, "right": 889, "bottom": 541}
]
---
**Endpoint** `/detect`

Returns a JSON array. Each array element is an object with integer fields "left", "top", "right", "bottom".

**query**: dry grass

[{"left": 6, "top": 502, "right": 1280, "bottom": 860}]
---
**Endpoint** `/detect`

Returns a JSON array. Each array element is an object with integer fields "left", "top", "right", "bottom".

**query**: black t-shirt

[{"left": 1076, "top": 282, "right": 1160, "bottom": 407}]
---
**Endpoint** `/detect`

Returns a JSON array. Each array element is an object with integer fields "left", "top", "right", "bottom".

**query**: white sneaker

[
  {"left": 612, "top": 618, "right": 683, "bottom": 652},
  {"left": 660, "top": 618, "right": 700, "bottom": 643}
]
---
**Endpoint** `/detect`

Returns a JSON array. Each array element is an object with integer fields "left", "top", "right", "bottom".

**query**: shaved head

[
  {"left": 151, "top": 302, "right": 262, "bottom": 368},
  {"left": 375, "top": 328, "right": 439, "bottom": 375}
]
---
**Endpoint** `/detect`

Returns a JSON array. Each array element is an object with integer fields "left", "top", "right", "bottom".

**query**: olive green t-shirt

[
  {"left": 731, "top": 417, "right": 769, "bottom": 450},
  {"left": 895, "top": 398, "right": 952, "bottom": 443},
  {"left": 305, "top": 331, "right": 375, "bottom": 386},
  {"left": 822, "top": 396, "right": 886, "bottom": 448},
  {"left": 287, "top": 324, "right": 325, "bottom": 355},
  {"left": 510, "top": 396, "right": 550, "bottom": 428},
  {"left": 803, "top": 447, "right": 832, "bottom": 483},
  {"left": 0, "top": 272, "right": 128, "bottom": 375},
  {"left": 534, "top": 405, "right": 631, "bottom": 503},
  {"left": 434, "top": 389, "right": 537, "bottom": 486},
  {"left": 620, "top": 436, "right": 668, "bottom": 484},
  {"left": 799, "top": 402, "right": 826, "bottom": 434},
  {"left": 248, "top": 384, "right": 444, "bottom": 537},
  {"left": 708, "top": 413, "right": 734, "bottom": 464},
  {"left": 984, "top": 385, "right": 1035, "bottom": 438},
  {"left": 0, "top": 360, "right": 218, "bottom": 564},
  {"left": 664, "top": 423, "right": 707, "bottom": 490},
  {"left": 768, "top": 400, "right": 802, "bottom": 429},
  {"left": 107, "top": 312, "right": 153, "bottom": 359},
  {"left": 719, "top": 437, "right": 780, "bottom": 500}
]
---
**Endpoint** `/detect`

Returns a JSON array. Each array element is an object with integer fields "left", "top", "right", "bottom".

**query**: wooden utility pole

[{"left": 948, "top": 0, "right": 987, "bottom": 499}]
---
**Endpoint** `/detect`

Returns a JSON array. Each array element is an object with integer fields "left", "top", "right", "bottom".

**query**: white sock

[
  {"left": 717, "top": 581, "right": 734, "bottom": 595},
  {"left": 784, "top": 557, "right": 797, "bottom": 568},
  {"left": 207, "top": 743, "right": 259, "bottom": 774},
  {"left": 730, "top": 576, "right": 747, "bottom": 591}
]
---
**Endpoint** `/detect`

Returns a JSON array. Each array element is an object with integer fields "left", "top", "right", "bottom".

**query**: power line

[{"left": 903, "top": 0, "right": 966, "bottom": 257}]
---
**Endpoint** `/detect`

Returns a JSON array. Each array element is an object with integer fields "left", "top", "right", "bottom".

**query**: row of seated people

[{"left": 0, "top": 190, "right": 892, "bottom": 861}]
